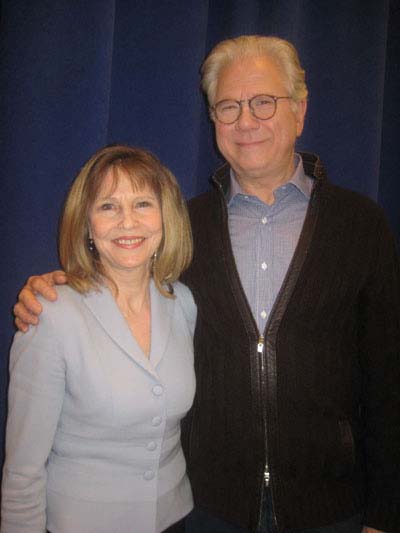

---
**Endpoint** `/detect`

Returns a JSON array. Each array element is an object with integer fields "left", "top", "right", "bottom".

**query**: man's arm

[
  {"left": 359, "top": 212, "right": 400, "bottom": 533},
  {"left": 14, "top": 270, "right": 67, "bottom": 331}
]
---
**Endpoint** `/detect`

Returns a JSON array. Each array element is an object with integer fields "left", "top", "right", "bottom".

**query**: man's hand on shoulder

[
  {"left": 14, "top": 270, "right": 67, "bottom": 332},
  {"left": 362, "top": 527, "right": 386, "bottom": 533}
]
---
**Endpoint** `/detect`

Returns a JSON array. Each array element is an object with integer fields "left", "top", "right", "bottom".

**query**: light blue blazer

[{"left": 1, "top": 281, "right": 196, "bottom": 533}]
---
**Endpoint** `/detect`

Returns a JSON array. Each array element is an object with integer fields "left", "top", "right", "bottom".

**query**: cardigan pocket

[
  {"left": 325, "top": 419, "right": 355, "bottom": 479},
  {"left": 339, "top": 419, "right": 356, "bottom": 462}
]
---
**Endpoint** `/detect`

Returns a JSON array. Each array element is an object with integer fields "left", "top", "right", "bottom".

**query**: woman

[{"left": 1, "top": 145, "right": 196, "bottom": 533}]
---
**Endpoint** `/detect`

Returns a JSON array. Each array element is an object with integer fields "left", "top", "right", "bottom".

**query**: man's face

[{"left": 213, "top": 55, "right": 307, "bottom": 185}]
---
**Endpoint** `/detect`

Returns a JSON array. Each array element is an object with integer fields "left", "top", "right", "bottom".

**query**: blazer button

[
  {"left": 152, "top": 385, "right": 164, "bottom": 396},
  {"left": 147, "top": 441, "right": 157, "bottom": 451},
  {"left": 152, "top": 416, "right": 162, "bottom": 426},
  {"left": 143, "top": 470, "right": 155, "bottom": 480}
]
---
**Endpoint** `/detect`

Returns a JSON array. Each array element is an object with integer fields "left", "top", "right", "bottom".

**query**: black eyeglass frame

[{"left": 210, "top": 94, "right": 293, "bottom": 125}]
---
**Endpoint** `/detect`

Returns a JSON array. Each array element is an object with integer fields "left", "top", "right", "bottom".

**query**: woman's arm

[{"left": 1, "top": 311, "right": 65, "bottom": 532}]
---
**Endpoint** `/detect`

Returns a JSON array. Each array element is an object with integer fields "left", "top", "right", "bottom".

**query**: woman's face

[{"left": 88, "top": 169, "right": 163, "bottom": 280}]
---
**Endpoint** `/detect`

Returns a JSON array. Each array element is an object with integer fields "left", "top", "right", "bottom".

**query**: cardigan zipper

[
  {"left": 257, "top": 336, "right": 270, "bottom": 485},
  {"left": 257, "top": 335, "right": 278, "bottom": 531},
  {"left": 257, "top": 335, "right": 266, "bottom": 530},
  {"left": 257, "top": 336, "right": 267, "bottom": 487}
]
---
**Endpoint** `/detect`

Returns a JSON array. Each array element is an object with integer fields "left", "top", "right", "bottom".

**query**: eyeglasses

[{"left": 210, "top": 94, "right": 292, "bottom": 124}]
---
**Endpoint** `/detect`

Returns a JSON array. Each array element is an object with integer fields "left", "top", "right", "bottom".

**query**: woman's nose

[{"left": 119, "top": 208, "right": 138, "bottom": 229}]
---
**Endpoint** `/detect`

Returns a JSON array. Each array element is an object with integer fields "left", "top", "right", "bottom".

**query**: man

[{"left": 13, "top": 36, "right": 400, "bottom": 533}]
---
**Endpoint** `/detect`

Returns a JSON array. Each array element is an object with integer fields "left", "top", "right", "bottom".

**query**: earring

[
  {"left": 151, "top": 250, "right": 157, "bottom": 273},
  {"left": 88, "top": 238, "right": 95, "bottom": 252}
]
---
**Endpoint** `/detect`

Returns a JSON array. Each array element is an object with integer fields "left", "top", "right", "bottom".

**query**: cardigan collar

[{"left": 211, "top": 152, "right": 327, "bottom": 198}]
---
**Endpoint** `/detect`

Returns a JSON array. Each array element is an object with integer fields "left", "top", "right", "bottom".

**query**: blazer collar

[{"left": 83, "top": 279, "right": 173, "bottom": 378}]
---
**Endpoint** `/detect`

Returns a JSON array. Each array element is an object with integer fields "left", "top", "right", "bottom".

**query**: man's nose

[{"left": 236, "top": 103, "right": 259, "bottom": 130}]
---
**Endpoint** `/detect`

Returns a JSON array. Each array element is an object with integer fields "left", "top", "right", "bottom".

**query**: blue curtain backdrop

[{"left": 0, "top": 0, "right": 399, "bottom": 467}]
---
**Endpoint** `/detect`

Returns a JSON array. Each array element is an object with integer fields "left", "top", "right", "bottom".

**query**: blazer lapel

[
  {"left": 149, "top": 280, "right": 174, "bottom": 369},
  {"left": 83, "top": 285, "right": 159, "bottom": 379}
]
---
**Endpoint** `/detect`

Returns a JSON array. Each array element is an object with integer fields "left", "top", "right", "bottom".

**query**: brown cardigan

[{"left": 181, "top": 153, "right": 400, "bottom": 532}]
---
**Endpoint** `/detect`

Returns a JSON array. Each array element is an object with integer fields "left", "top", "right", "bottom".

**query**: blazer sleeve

[
  {"left": 1, "top": 306, "right": 66, "bottom": 533},
  {"left": 359, "top": 213, "right": 400, "bottom": 532}
]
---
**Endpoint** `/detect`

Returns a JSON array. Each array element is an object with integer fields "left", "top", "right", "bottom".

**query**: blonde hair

[
  {"left": 201, "top": 35, "right": 308, "bottom": 106},
  {"left": 59, "top": 145, "right": 192, "bottom": 298}
]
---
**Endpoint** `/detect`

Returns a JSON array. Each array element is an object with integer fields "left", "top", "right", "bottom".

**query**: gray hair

[{"left": 201, "top": 35, "right": 308, "bottom": 106}]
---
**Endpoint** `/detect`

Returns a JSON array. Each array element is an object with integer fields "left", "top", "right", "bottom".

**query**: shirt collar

[{"left": 227, "top": 153, "right": 313, "bottom": 205}]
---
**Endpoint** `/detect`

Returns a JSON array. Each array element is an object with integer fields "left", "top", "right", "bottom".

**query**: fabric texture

[
  {"left": 181, "top": 153, "right": 400, "bottom": 532},
  {"left": 1, "top": 281, "right": 196, "bottom": 533}
]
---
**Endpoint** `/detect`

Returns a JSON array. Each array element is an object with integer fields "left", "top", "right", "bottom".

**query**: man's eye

[
  {"left": 254, "top": 97, "right": 274, "bottom": 107},
  {"left": 218, "top": 101, "right": 239, "bottom": 114}
]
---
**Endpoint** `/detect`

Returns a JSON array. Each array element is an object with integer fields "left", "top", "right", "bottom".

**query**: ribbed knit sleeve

[{"left": 357, "top": 211, "right": 400, "bottom": 532}]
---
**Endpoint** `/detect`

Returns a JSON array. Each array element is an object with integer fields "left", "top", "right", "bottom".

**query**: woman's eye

[
  {"left": 137, "top": 200, "right": 151, "bottom": 208},
  {"left": 98, "top": 202, "right": 116, "bottom": 211}
]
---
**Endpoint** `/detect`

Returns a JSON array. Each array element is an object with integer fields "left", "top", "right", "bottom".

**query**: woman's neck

[{"left": 104, "top": 269, "right": 153, "bottom": 357}]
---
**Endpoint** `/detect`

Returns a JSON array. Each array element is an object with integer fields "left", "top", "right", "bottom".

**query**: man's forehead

[
  {"left": 216, "top": 55, "right": 287, "bottom": 96},
  {"left": 221, "top": 55, "right": 275, "bottom": 73}
]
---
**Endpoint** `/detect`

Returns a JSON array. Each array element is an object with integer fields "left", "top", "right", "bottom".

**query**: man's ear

[{"left": 295, "top": 99, "right": 307, "bottom": 137}]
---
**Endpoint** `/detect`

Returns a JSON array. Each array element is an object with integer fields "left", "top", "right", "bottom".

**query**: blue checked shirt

[{"left": 227, "top": 155, "right": 314, "bottom": 334}]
